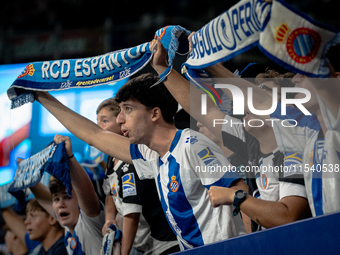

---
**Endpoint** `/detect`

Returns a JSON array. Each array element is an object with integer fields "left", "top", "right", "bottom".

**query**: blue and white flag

[
  {"left": 182, "top": 0, "right": 270, "bottom": 106},
  {"left": 0, "top": 183, "right": 17, "bottom": 209},
  {"left": 1, "top": 173, "right": 51, "bottom": 210},
  {"left": 8, "top": 141, "right": 72, "bottom": 210},
  {"left": 185, "top": 0, "right": 269, "bottom": 69},
  {"left": 184, "top": 0, "right": 340, "bottom": 79},
  {"left": 7, "top": 26, "right": 191, "bottom": 109}
]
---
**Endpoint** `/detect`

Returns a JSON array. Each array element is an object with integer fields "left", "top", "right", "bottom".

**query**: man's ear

[
  {"left": 49, "top": 215, "right": 58, "bottom": 226},
  {"left": 335, "top": 72, "right": 340, "bottom": 79},
  {"left": 151, "top": 107, "right": 162, "bottom": 122}
]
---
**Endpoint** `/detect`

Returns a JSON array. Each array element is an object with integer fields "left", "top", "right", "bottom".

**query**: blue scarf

[
  {"left": 7, "top": 26, "right": 191, "bottom": 109},
  {"left": 0, "top": 183, "right": 17, "bottom": 209},
  {"left": 182, "top": 0, "right": 340, "bottom": 104},
  {"left": 8, "top": 141, "right": 72, "bottom": 210},
  {"left": 1, "top": 174, "right": 51, "bottom": 210},
  {"left": 80, "top": 144, "right": 106, "bottom": 181}
]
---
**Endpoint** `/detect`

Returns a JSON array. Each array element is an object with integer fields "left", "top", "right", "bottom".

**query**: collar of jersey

[{"left": 169, "top": 129, "right": 183, "bottom": 153}]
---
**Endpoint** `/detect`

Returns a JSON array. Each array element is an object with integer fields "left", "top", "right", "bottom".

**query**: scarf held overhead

[
  {"left": 184, "top": 0, "right": 340, "bottom": 78},
  {"left": 7, "top": 25, "right": 191, "bottom": 109},
  {"left": 7, "top": 141, "right": 72, "bottom": 210}
]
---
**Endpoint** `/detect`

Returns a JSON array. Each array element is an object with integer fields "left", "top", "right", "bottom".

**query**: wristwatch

[{"left": 233, "top": 190, "right": 247, "bottom": 216}]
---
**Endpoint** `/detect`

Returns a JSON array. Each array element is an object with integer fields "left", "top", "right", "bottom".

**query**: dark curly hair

[{"left": 115, "top": 73, "right": 178, "bottom": 124}]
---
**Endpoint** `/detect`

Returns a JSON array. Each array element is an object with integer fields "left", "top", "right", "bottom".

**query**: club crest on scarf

[
  {"left": 259, "top": 0, "right": 340, "bottom": 77},
  {"left": 274, "top": 23, "right": 322, "bottom": 64},
  {"left": 184, "top": 0, "right": 340, "bottom": 85},
  {"left": 286, "top": 28, "right": 321, "bottom": 64},
  {"left": 70, "top": 237, "right": 77, "bottom": 250},
  {"left": 17, "top": 64, "right": 35, "bottom": 78}
]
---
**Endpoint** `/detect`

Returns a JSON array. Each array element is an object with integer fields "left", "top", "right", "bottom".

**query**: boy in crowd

[
  {"left": 97, "top": 98, "right": 180, "bottom": 254},
  {"left": 28, "top": 134, "right": 106, "bottom": 254},
  {"left": 34, "top": 73, "right": 247, "bottom": 250},
  {"left": 1, "top": 199, "right": 66, "bottom": 255}
]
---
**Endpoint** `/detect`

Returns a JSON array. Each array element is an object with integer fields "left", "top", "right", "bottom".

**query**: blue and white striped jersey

[
  {"left": 271, "top": 99, "right": 340, "bottom": 216},
  {"left": 130, "top": 129, "right": 245, "bottom": 250}
]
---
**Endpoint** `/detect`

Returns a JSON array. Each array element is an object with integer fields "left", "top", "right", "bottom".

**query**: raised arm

[
  {"left": 150, "top": 39, "right": 274, "bottom": 129},
  {"left": 150, "top": 40, "right": 225, "bottom": 141},
  {"left": 0, "top": 207, "right": 27, "bottom": 245},
  {"left": 54, "top": 134, "right": 101, "bottom": 217},
  {"left": 102, "top": 195, "right": 117, "bottom": 236},
  {"left": 29, "top": 183, "right": 54, "bottom": 217},
  {"left": 35, "top": 91, "right": 132, "bottom": 164}
]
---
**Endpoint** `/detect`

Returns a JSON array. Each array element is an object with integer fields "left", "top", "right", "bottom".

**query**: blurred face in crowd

[
  {"left": 292, "top": 73, "right": 319, "bottom": 114},
  {"left": 97, "top": 107, "right": 122, "bottom": 135},
  {"left": 244, "top": 80, "right": 281, "bottom": 134},
  {"left": 52, "top": 189, "right": 79, "bottom": 232},
  {"left": 257, "top": 80, "right": 281, "bottom": 101},
  {"left": 24, "top": 209, "right": 51, "bottom": 242}
]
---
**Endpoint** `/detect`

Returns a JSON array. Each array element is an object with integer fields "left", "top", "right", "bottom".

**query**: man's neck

[
  {"left": 147, "top": 124, "right": 178, "bottom": 158},
  {"left": 252, "top": 126, "right": 278, "bottom": 154},
  {"left": 315, "top": 108, "right": 328, "bottom": 136},
  {"left": 42, "top": 229, "right": 64, "bottom": 252}
]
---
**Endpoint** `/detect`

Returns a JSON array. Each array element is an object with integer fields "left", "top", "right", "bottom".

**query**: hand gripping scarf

[
  {"left": 8, "top": 141, "right": 72, "bottom": 210},
  {"left": 101, "top": 224, "right": 122, "bottom": 255},
  {"left": 182, "top": 0, "right": 340, "bottom": 105},
  {"left": 7, "top": 26, "right": 191, "bottom": 109}
]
